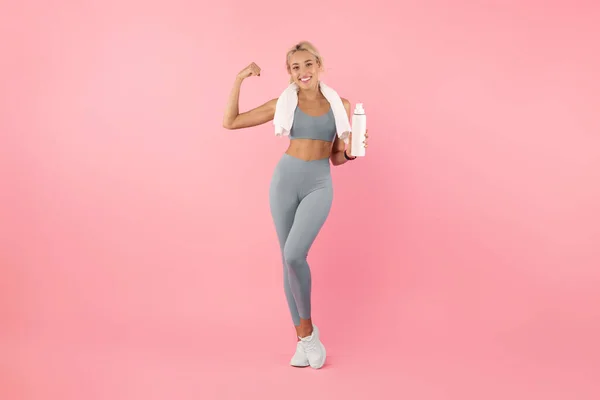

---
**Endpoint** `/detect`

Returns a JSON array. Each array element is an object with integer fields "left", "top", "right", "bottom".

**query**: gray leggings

[{"left": 269, "top": 153, "right": 333, "bottom": 326}]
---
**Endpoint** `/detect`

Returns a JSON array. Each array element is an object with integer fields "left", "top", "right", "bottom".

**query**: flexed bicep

[{"left": 224, "top": 98, "right": 277, "bottom": 130}]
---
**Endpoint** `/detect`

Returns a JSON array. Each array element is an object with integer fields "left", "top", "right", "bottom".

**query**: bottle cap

[{"left": 354, "top": 103, "right": 365, "bottom": 114}]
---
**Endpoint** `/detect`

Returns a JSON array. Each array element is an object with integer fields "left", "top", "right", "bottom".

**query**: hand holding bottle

[{"left": 350, "top": 103, "right": 368, "bottom": 157}]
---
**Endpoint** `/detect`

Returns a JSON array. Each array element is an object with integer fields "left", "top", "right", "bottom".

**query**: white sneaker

[
  {"left": 290, "top": 341, "right": 310, "bottom": 367},
  {"left": 298, "top": 324, "right": 326, "bottom": 369}
]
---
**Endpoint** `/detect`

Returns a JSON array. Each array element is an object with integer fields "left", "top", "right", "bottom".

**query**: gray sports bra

[{"left": 289, "top": 106, "right": 336, "bottom": 142}]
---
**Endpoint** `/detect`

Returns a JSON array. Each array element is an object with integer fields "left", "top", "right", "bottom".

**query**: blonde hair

[{"left": 286, "top": 41, "right": 324, "bottom": 83}]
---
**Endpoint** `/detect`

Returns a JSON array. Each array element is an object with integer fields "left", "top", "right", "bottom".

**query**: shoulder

[{"left": 340, "top": 97, "right": 351, "bottom": 115}]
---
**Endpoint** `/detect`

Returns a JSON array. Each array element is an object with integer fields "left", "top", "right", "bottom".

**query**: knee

[{"left": 283, "top": 248, "right": 306, "bottom": 271}]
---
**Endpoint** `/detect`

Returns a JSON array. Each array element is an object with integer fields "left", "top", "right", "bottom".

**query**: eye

[
  {"left": 293, "top": 66, "right": 299, "bottom": 70},
  {"left": 306, "top": 63, "right": 313, "bottom": 67}
]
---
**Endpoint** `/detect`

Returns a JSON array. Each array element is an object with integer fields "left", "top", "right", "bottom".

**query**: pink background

[{"left": 1, "top": 1, "right": 599, "bottom": 399}]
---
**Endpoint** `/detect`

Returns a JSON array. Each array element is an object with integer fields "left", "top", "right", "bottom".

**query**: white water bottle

[{"left": 350, "top": 103, "right": 366, "bottom": 157}]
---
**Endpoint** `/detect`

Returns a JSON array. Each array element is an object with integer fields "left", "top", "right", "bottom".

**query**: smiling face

[{"left": 288, "top": 50, "right": 322, "bottom": 89}]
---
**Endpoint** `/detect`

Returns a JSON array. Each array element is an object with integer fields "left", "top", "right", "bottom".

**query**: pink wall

[{"left": 1, "top": 0, "right": 599, "bottom": 398}]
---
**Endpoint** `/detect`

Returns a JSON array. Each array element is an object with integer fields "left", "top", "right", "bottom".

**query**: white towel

[{"left": 273, "top": 81, "right": 351, "bottom": 143}]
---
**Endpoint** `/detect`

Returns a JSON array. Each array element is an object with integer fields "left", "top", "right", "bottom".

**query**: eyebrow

[{"left": 291, "top": 59, "right": 314, "bottom": 66}]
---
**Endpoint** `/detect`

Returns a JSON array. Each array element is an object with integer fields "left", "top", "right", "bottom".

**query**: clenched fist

[{"left": 237, "top": 62, "right": 261, "bottom": 80}]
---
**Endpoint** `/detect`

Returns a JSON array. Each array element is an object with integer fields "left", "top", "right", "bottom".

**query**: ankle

[
  {"left": 298, "top": 327, "right": 313, "bottom": 338},
  {"left": 295, "top": 319, "right": 314, "bottom": 338}
]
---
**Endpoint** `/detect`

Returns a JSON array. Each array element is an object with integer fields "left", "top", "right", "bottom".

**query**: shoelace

[{"left": 299, "top": 335, "right": 319, "bottom": 352}]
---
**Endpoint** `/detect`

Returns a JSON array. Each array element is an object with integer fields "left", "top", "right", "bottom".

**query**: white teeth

[{"left": 301, "top": 77, "right": 311, "bottom": 81}]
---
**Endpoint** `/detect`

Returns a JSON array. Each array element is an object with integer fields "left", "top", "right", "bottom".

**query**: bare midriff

[{"left": 285, "top": 139, "right": 332, "bottom": 161}]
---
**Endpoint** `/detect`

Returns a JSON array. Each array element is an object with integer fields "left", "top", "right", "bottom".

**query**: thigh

[
  {"left": 284, "top": 185, "right": 333, "bottom": 259},
  {"left": 269, "top": 177, "right": 299, "bottom": 250}
]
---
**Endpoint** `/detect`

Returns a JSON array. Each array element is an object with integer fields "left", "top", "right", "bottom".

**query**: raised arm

[{"left": 222, "top": 62, "right": 277, "bottom": 130}]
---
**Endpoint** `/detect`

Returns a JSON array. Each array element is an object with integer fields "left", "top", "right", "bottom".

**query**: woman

[{"left": 222, "top": 41, "right": 368, "bottom": 369}]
